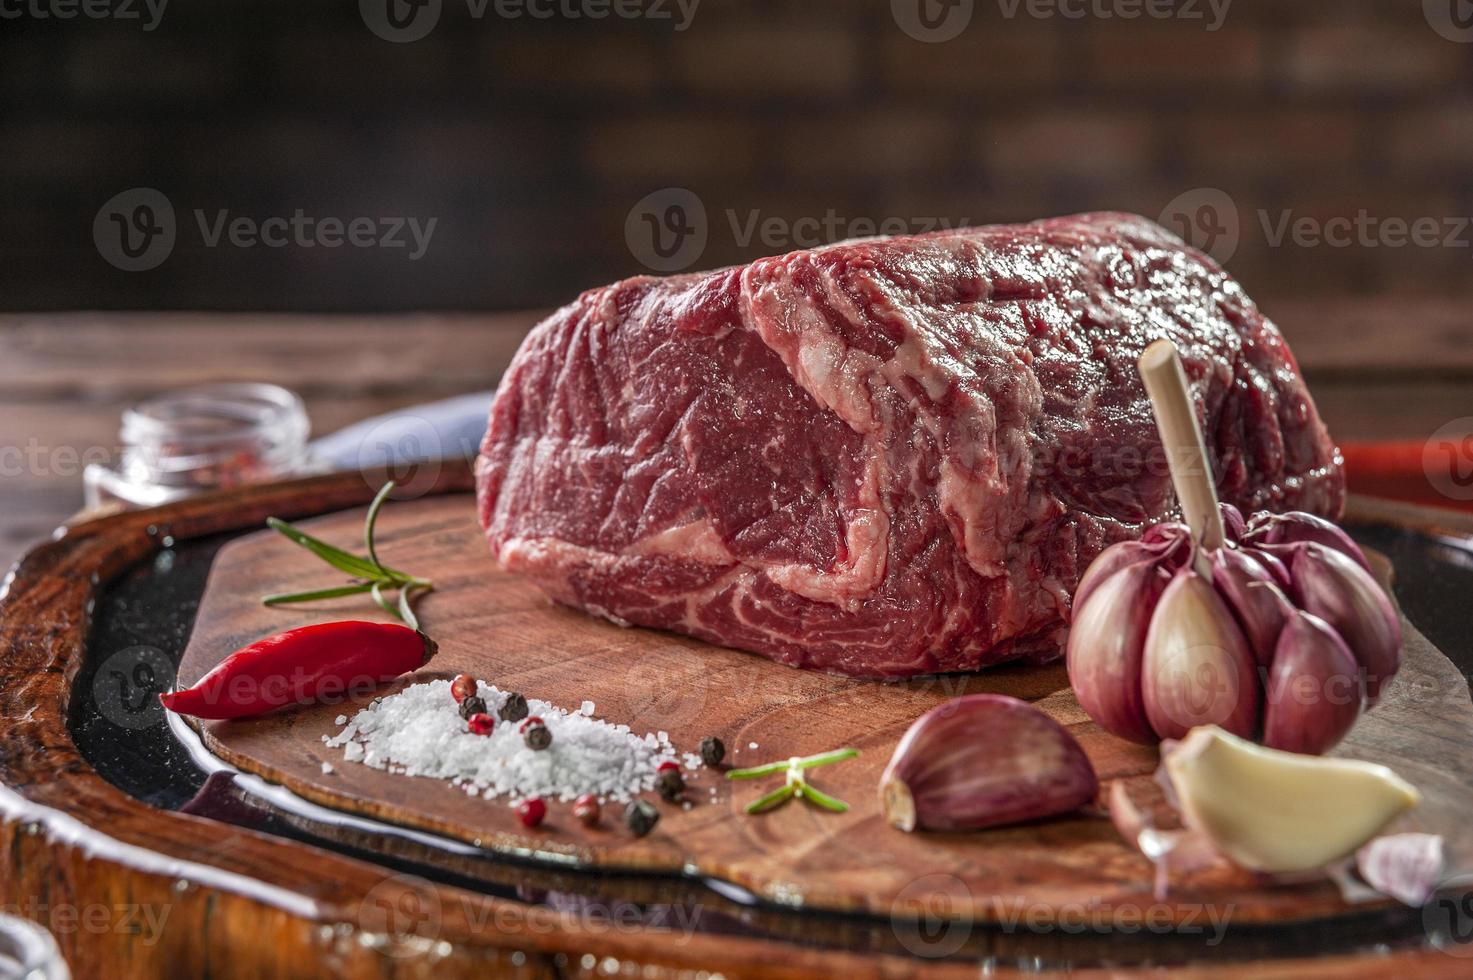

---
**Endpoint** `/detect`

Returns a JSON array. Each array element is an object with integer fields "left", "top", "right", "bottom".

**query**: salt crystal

[
  {"left": 325, "top": 678, "right": 696, "bottom": 804},
  {"left": 749, "top": 742, "right": 759, "bottom": 750},
  {"left": 335, "top": 715, "right": 347, "bottom": 726},
  {"left": 321, "top": 762, "right": 334, "bottom": 775}
]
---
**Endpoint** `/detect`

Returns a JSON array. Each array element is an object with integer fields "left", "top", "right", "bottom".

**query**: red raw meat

[{"left": 476, "top": 213, "right": 1343, "bottom": 677}]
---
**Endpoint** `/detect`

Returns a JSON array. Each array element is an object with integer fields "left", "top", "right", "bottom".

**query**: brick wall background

[{"left": 3, "top": 0, "right": 1473, "bottom": 312}]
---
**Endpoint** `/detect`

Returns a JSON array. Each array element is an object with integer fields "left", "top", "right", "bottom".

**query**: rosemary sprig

[
  {"left": 728, "top": 748, "right": 859, "bottom": 815},
  {"left": 262, "top": 481, "right": 433, "bottom": 630}
]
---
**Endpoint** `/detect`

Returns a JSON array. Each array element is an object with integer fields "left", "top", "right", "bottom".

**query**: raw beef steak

[{"left": 476, "top": 212, "right": 1343, "bottom": 677}]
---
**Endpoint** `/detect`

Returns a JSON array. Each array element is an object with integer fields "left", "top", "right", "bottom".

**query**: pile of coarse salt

[{"left": 324, "top": 679, "right": 694, "bottom": 805}]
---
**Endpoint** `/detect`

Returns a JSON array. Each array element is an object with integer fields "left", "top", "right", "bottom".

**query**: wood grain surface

[{"left": 177, "top": 491, "right": 1473, "bottom": 928}]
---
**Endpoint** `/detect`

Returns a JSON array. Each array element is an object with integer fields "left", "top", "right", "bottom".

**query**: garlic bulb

[
  {"left": 879, "top": 694, "right": 1098, "bottom": 833},
  {"left": 1067, "top": 506, "right": 1395, "bottom": 754},
  {"left": 1068, "top": 340, "right": 1401, "bottom": 755}
]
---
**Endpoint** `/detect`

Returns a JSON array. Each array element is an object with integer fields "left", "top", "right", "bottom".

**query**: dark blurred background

[
  {"left": 4, "top": 0, "right": 1473, "bottom": 311},
  {"left": 5, "top": 0, "right": 1473, "bottom": 568}
]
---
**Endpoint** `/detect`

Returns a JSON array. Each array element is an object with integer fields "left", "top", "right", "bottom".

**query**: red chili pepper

[{"left": 159, "top": 621, "right": 437, "bottom": 720}]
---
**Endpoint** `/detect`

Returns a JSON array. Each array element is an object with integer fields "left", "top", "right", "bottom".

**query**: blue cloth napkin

[{"left": 309, "top": 390, "right": 495, "bottom": 472}]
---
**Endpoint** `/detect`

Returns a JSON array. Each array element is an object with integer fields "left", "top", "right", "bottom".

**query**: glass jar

[{"left": 84, "top": 382, "right": 314, "bottom": 509}]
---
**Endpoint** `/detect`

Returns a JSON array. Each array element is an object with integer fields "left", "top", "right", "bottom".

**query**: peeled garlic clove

[
  {"left": 1246, "top": 511, "right": 1372, "bottom": 573},
  {"left": 1141, "top": 571, "right": 1260, "bottom": 741},
  {"left": 1261, "top": 611, "right": 1361, "bottom": 755},
  {"left": 1164, "top": 726, "right": 1420, "bottom": 874},
  {"left": 1067, "top": 562, "right": 1164, "bottom": 744},
  {"left": 1290, "top": 543, "right": 1402, "bottom": 705},
  {"left": 1209, "top": 547, "right": 1288, "bottom": 667},
  {"left": 880, "top": 694, "right": 1098, "bottom": 833}
]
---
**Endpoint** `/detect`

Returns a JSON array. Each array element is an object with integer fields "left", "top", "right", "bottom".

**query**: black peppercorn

[
  {"left": 699, "top": 736, "right": 725, "bottom": 768},
  {"left": 656, "top": 766, "right": 684, "bottom": 802},
  {"left": 522, "top": 720, "right": 551, "bottom": 751},
  {"left": 499, "top": 692, "right": 529, "bottom": 723},
  {"left": 624, "top": 799, "right": 659, "bottom": 838},
  {"left": 458, "top": 695, "right": 487, "bottom": 721}
]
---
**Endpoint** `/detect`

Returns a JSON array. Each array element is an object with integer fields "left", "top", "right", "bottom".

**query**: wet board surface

[{"left": 176, "top": 493, "right": 1473, "bottom": 926}]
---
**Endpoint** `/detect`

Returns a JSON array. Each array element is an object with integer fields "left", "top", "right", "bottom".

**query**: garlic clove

[
  {"left": 1357, "top": 833, "right": 1444, "bottom": 907},
  {"left": 1067, "top": 561, "right": 1164, "bottom": 744},
  {"left": 1210, "top": 547, "right": 1289, "bottom": 667},
  {"left": 1164, "top": 726, "right": 1420, "bottom": 874},
  {"left": 1220, "top": 503, "right": 1246, "bottom": 541},
  {"left": 1141, "top": 571, "right": 1260, "bottom": 741},
  {"left": 1290, "top": 543, "right": 1402, "bottom": 705},
  {"left": 1073, "top": 542, "right": 1161, "bottom": 614},
  {"left": 880, "top": 694, "right": 1098, "bottom": 833},
  {"left": 1073, "top": 532, "right": 1186, "bottom": 613},
  {"left": 1261, "top": 611, "right": 1362, "bottom": 755},
  {"left": 1245, "top": 510, "right": 1372, "bottom": 573}
]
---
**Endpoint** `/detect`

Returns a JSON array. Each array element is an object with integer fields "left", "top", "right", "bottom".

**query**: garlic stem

[{"left": 1139, "top": 340, "right": 1225, "bottom": 565}]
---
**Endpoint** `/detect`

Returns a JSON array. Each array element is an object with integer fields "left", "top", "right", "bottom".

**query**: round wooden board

[
  {"left": 177, "top": 490, "right": 1473, "bottom": 929},
  {"left": 2, "top": 465, "right": 1471, "bottom": 978}
]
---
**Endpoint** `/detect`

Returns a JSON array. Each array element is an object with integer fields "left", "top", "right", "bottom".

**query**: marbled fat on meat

[{"left": 476, "top": 212, "right": 1344, "bottom": 677}]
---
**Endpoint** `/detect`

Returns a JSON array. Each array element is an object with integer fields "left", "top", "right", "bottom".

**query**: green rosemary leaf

[
  {"left": 726, "top": 760, "right": 790, "bottom": 780},
  {"left": 797, "top": 782, "right": 849, "bottom": 813},
  {"left": 744, "top": 784, "right": 796, "bottom": 815},
  {"left": 397, "top": 582, "right": 425, "bottom": 632},
  {"left": 363, "top": 481, "right": 396, "bottom": 573},
  {"left": 370, "top": 581, "right": 404, "bottom": 623},
  {"left": 727, "top": 747, "right": 860, "bottom": 780},
  {"left": 793, "top": 747, "right": 860, "bottom": 771},
  {"left": 266, "top": 517, "right": 385, "bottom": 580},
  {"left": 262, "top": 583, "right": 376, "bottom": 607}
]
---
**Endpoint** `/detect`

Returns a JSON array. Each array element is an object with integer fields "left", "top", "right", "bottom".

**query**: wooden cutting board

[{"left": 177, "top": 493, "right": 1473, "bottom": 926}]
